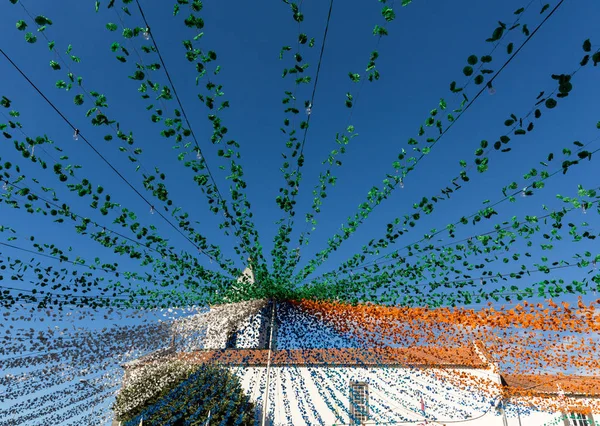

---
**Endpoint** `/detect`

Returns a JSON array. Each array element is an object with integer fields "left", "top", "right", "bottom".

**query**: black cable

[
  {"left": 350, "top": 263, "right": 578, "bottom": 291},
  {"left": 0, "top": 241, "right": 127, "bottom": 277},
  {"left": 301, "top": 0, "right": 568, "bottom": 282},
  {"left": 297, "top": 0, "right": 334, "bottom": 160},
  {"left": 0, "top": 47, "right": 215, "bottom": 262},
  {"left": 303, "top": 184, "right": 600, "bottom": 298},
  {"left": 0, "top": 119, "right": 237, "bottom": 287},
  {"left": 0, "top": 178, "right": 166, "bottom": 258},
  {"left": 0, "top": 241, "right": 177, "bottom": 298},
  {"left": 134, "top": 0, "right": 259, "bottom": 262},
  {"left": 0, "top": 284, "right": 130, "bottom": 301},
  {"left": 323, "top": 145, "right": 600, "bottom": 279},
  {"left": 408, "top": 0, "right": 567, "bottom": 173},
  {"left": 16, "top": 0, "right": 153, "bottom": 180},
  {"left": 296, "top": 0, "right": 535, "bottom": 249},
  {"left": 0, "top": 177, "right": 237, "bottom": 296},
  {"left": 13, "top": 1, "right": 240, "bottom": 276},
  {"left": 0, "top": 282, "right": 204, "bottom": 304},
  {"left": 288, "top": 0, "right": 335, "bottom": 218},
  {"left": 0, "top": 237, "right": 215, "bottom": 303},
  {"left": 0, "top": 181, "right": 223, "bottom": 303},
  {"left": 10, "top": 4, "right": 242, "bottom": 281},
  {"left": 273, "top": 0, "right": 335, "bottom": 277},
  {"left": 0, "top": 109, "right": 174, "bottom": 261}
]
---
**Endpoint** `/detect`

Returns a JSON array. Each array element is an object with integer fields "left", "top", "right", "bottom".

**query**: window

[
  {"left": 349, "top": 381, "right": 369, "bottom": 424},
  {"left": 225, "top": 330, "right": 238, "bottom": 348},
  {"left": 565, "top": 412, "right": 593, "bottom": 426}
]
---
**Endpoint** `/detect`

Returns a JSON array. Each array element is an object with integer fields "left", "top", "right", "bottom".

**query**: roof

[
  {"left": 177, "top": 346, "right": 488, "bottom": 368},
  {"left": 123, "top": 345, "right": 177, "bottom": 368},
  {"left": 503, "top": 374, "right": 600, "bottom": 397}
]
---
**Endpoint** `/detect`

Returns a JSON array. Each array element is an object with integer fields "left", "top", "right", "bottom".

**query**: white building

[{"left": 119, "top": 299, "right": 600, "bottom": 426}]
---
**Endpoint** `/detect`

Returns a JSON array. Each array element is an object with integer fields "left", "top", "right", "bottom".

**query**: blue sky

[
  {"left": 1, "top": 0, "right": 599, "bottom": 302},
  {"left": 1, "top": 0, "right": 600, "bottom": 421}
]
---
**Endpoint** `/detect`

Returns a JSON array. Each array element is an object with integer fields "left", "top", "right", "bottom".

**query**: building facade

[{"left": 118, "top": 301, "right": 599, "bottom": 426}]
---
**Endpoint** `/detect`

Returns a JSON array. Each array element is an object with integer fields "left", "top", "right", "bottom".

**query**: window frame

[
  {"left": 563, "top": 411, "right": 594, "bottom": 426},
  {"left": 349, "top": 381, "right": 370, "bottom": 425}
]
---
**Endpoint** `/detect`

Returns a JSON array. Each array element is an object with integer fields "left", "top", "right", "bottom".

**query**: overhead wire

[
  {"left": 291, "top": 0, "right": 389, "bottom": 274},
  {"left": 16, "top": 0, "right": 250, "bottom": 277},
  {"left": 13, "top": 1, "right": 245, "bottom": 281},
  {"left": 350, "top": 148, "right": 600, "bottom": 276},
  {"left": 0, "top": 109, "right": 179, "bottom": 263},
  {"left": 294, "top": 0, "right": 535, "bottom": 254},
  {"left": 307, "top": 262, "right": 592, "bottom": 308},
  {"left": 393, "top": 0, "right": 568, "bottom": 180},
  {"left": 270, "top": 0, "right": 307, "bottom": 272},
  {"left": 295, "top": 0, "right": 335, "bottom": 163},
  {"left": 108, "top": 3, "right": 248, "bottom": 274},
  {"left": 272, "top": 0, "right": 335, "bottom": 280},
  {"left": 15, "top": 0, "right": 154, "bottom": 178},
  {"left": 133, "top": 0, "right": 262, "bottom": 266},
  {"left": 298, "top": 0, "right": 568, "bottom": 282},
  {"left": 1, "top": 0, "right": 597, "bottom": 422},
  {"left": 0, "top": 47, "right": 220, "bottom": 265},
  {"left": 112, "top": 5, "right": 171, "bottom": 117},
  {"left": 0, "top": 231, "right": 222, "bottom": 295},
  {"left": 0, "top": 240, "right": 138, "bottom": 278},
  {"left": 0, "top": 181, "right": 224, "bottom": 303},
  {"left": 0, "top": 109, "right": 63, "bottom": 165},
  {"left": 0, "top": 225, "right": 221, "bottom": 307},
  {"left": 0, "top": 177, "right": 170, "bottom": 259},
  {"left": 305, "top": 131, "right": 600, "bottom": 284},
  {"left": 0, "top": 120, "right": 238, "bottom": 299}
]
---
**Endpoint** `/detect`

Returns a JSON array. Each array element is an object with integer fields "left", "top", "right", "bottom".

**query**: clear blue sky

[
  {"left": 1, "top": 0, "right": 600, "bottom": 422},
  {"left": 1, "top": 0, "right": 599, "bottom": 293},
  {"left": 1, "top": 0, "right": 599, "bottom": 295}
]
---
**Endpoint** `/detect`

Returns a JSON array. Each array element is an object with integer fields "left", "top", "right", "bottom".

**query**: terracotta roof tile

[
  {"left": 503, "top": 374, "right": 600, "bottom": 397},
  {"left": 177, "top": 346, "right": 487, "bottom": 368}
]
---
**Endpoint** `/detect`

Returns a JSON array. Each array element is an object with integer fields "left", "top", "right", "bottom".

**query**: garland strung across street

[{"left": 0, "top": 0, "right": 599, "bottom": 424}]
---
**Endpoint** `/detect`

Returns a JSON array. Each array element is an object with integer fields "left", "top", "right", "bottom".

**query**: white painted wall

[
  {"left": 165, "top": 302, "right": 599, "bottom": 426},
  {"left": 223, "top": 365, "right": 599, "bottom": 426},
  {"left": 227, "top": 365, "right": 504, "bottom": 426},
  {"left": 503, "top": 403, "right": 598, "bottom": 426},
  {"left": 504, "top": 410, "right": 558, "bottom": 426}
]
